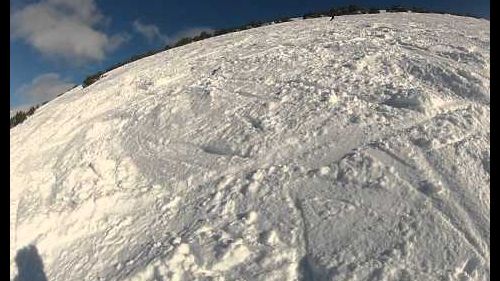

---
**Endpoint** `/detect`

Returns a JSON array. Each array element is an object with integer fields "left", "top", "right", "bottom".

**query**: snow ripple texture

[{"left": 10, "top": 13, "right": 489, "bottom": 281}]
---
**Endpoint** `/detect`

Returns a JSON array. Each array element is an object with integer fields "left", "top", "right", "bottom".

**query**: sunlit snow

[{"left": 11, "top": 13, "right": 489, "bottom": 281}]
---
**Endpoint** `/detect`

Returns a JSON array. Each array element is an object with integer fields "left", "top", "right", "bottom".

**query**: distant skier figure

[{"left": 329, "top": 8, "right": 336, "bottom": 21}]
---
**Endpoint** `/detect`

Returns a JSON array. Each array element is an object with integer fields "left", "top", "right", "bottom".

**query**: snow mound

[{"left": 10, "top": 13, "right": 489, "bottom": 281}]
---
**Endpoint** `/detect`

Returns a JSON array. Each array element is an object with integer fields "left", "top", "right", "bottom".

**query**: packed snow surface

[{"left": 10, "top": 13, "right": 489, "bottom": 281}]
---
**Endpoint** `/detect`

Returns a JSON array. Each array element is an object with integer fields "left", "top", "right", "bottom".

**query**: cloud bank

[
  {"left": 15, "top": 73, "right": 75, "bottom": 107},
  {"left": 11, "top": 0, "right": 128, "bottom": 63},
  {"left": 133, "top": 20, "right": 167, "bottom": 43}
]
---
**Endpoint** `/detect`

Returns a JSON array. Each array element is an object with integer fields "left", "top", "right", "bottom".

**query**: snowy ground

[{"left": 10, "top": 13, "right": 489, "bottom": 281}]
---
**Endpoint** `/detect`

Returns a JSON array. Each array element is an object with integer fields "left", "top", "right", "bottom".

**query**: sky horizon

[{"left": 10, "top": 0, "right": 489, "bottom": 110}]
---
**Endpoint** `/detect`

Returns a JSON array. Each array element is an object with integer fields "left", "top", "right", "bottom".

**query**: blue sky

[{"left": 10, "top": 0, "right": 489, "bottom": 109}]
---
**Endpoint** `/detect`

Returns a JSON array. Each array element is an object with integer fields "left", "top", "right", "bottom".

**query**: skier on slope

[{"left": 329, "top": 8, "right": 336, "bottom": 21}]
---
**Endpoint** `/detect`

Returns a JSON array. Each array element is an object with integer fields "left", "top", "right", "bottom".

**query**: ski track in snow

[{"left": 10, "top": 13, "right": 489, "bottom": 281}]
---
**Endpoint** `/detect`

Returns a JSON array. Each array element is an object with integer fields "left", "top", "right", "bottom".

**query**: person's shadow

[{"left": 14, "top": 245, "right": 48, "bottom": 281}]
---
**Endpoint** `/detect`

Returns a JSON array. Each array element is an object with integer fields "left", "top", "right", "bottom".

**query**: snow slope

[{"left": 10, "top": 13, "right": 489, "bottom": 281}]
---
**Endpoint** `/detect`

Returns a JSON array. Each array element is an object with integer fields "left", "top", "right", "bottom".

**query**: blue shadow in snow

[{"left": 14, "top": 245, "right": 48, "bottom": 281}]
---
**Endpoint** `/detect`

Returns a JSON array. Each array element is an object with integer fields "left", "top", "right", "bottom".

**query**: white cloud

[
  {"left": 11, "top": 0, "right": 128, "bottom": 63},
  {"left": 15, "top": 73, "right": 75, "bottom": 106},
  {"left": 133, "top": 20, "right": 167, "bottom": 43},
  {"left": 132, "top": 19, "right": 213, "bottom": 46}
]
